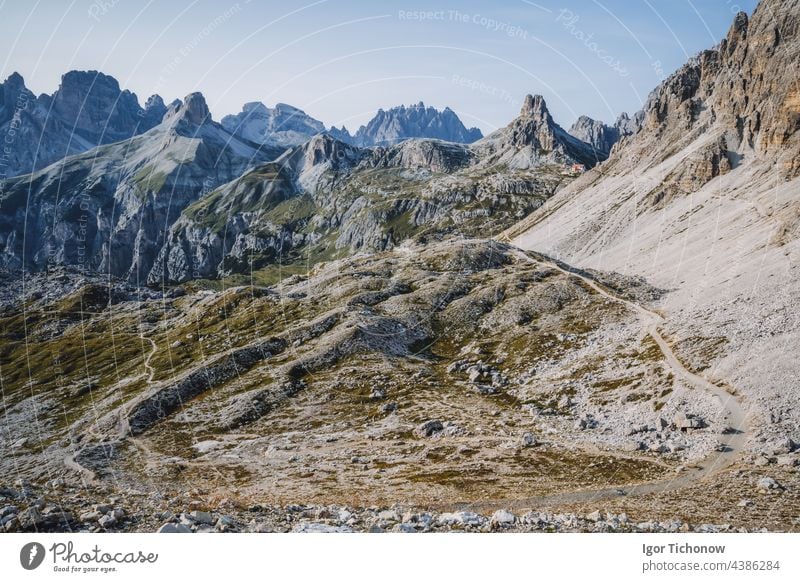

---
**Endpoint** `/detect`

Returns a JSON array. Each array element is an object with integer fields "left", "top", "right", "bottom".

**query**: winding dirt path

[
  {"left": 462, "top": 249, "right": 750, "bottom": 512},
  {"left": 64, "top": 333, "right": 160, "bottom": 480},
  {"left": 142, "top": 336, "right": 158, "bottom": 384}
]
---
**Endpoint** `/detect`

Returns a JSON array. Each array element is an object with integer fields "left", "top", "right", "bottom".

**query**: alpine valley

[{"left": 1, "top": 0, "right": 799, "bottom": 534}]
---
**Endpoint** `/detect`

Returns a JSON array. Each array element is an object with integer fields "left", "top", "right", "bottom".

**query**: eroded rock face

[
  {"left": 50, "top": 70, "right": 145, "bottom": 141},
  {"left": 0, "top": 71, "right": 165, "bottom": 178},
  {"left": 509, "top": 0, "right": 800, "bottom": 469},
  {"left": 0, "top": 92, "right": 279, "bottom": 280},
  {"left": 628, "top": 2, "right": 800, "bottom": 175},
  {"left": 568, "top": 114, "right": 639, "bottom": 156},
  {"left": 343, "top": 102, "right": 483, "bottom": 147},
  {"left": 149, "top": 129, "right": 564, "bottom": 283}
]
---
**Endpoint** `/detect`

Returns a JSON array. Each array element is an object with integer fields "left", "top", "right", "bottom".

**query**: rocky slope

[
  {"left": 334, "top": 102, "right": 483, "bottom": 147},
  {"left": 2, "top": 238, "right": 796, "bottom": 531},
  {"left": 0, "top": 92, "right": 282, "bottom": 280},
  {"left": 0, "top": 70, "right": 166, "bottom": 178},
  {"left": 221, "top": 101, "right": 326, "bottom": 148},
  {"left": 509, "top": 0, "right": 800, "bottom": 461}
]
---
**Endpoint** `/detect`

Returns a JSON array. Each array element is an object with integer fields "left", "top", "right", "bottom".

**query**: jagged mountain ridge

[
  {"left": 1, "top": 91, "right": 602, "bottom": 284},
  {"left": 567, "top": 112, "right": 642, "bottom": 156},
  {"left": 332, "top": 102, "right": 483, "bottom": 147},
  {"left": 472, "top": 94, "right": 606, "bottom": 169},
  {"left": 151, "top": 94, "right": 605, "bottom": 283},
  {"left": 0, "top": 70, "right": 167, "bottom": 178},
  {"left": 219, "top": 100, "right": 483, "bottom": 150},
  {"left": 221, "top": 102, "right": 326, "bottom": 148},
  {"left": 0, "top": 92, "right": 282, "bottom": 280}
]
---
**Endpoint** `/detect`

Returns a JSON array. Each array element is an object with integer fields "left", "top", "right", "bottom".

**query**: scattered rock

[
  {"left": 674, "top": 412, "right": 704, "bottom": 430},
  {"left": 627, "top": 424, "right": 649, "bottom": 436},
  {"left": 190, "top": 510, "right": 214, "bottom": 525},
  {"left": 437, "top": 511, "right": 483, "bottom": 527},
  {"left": 0, "top": 505, "right": 19, "bottom": 518},
  {"left": 292, "top": 523, "right": 353, "bottom": 533},
  {"left": 79, "top": 510, "right": 101, "bottom": 522},
  {"left": 770, "top": 437, "right": 797, "bottom": 455},
  {"left": 377, "top": 510, "right": 399, "bottom": 522},
  {"left": 192, "top": 440, "right": 223, "bottom": 454},
  {"left": 17, "top": 507, "right": 43, "bottom": 529},
  {"left": 757, "top": 477, "right": 783, "bottom": 492},
  {"left": 586, "top": 510, "right": 603, "bottom": 522},
  {"left": 416, "top": 420, "right": 444, "bottom": 438},
  {"left": 98, "top": 514, "right": 117, "bottom": 529},
  {"left": 491, "top": 509, "right": 515, "bottom": 527},
  {"left": 157, "top": 523, "right": 192, "bottom": 533}
]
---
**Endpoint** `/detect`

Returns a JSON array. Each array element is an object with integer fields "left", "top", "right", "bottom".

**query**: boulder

[
  {"left": 416, "top": 420, "right": 444, "bottom": 438},
  {"left": 189, "top": 510, "right": 214, "bottom": 525},
  {"left": 98, "top": 514, "right": 117, "bottom": 529},
  {"left": 17, "top": 507, "right": 43, "bottom": 529},
  {"left": 521, "top": 432, "right": 537, "bottom": 447},
  {"left": 757, "top": 477, "right": 783, "bottom": 492},
  {"left": 157, "top": 522, "right": 192, "bottom": 533},
  {"left": 437, "top": 511, "right": 484, "bottom": 527},
  {"left": 674, "top": 412, "right": 704, "bottom": 430},
  {"left": 490, "top": 509, "right": 516, "bottom": 526}
]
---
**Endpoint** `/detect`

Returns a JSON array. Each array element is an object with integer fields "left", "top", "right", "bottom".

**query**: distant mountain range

[
  {"left": 0, "top": 69, "right": 628, "bottom": 179},
  {"left": 328, "top": 102, "right": 483, "bottom": 147},
  {"left": 0, "top": 65, "right": 640, "bottom": 284}
]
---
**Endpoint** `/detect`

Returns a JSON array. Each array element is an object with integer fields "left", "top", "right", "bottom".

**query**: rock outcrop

[{"left": 473, "top": 94, "right": 607, "bottom": 169}]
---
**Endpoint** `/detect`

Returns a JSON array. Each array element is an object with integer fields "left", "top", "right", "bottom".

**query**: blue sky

[{"left": 0, "top": 0, "right": 758, "bottom": 133}]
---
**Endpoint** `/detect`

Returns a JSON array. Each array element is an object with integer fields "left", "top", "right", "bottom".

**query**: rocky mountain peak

[
  {"left": 221, "top": 101, "right": 325, "bottom": 147},
  {"left": 50, "top": 70, "right": 147, "bottom": 141},
  {"left": 242, "top": 101, "right": 268, "bottom": 113},
  {"left": 567, "top": 112, "right": 641, "bottom": 156},
  {"left": 351, "top": 102, "right": 482, "bottom": 147},
  {"left": 302, "top": 132, "right": 361, "bottom": 167},
  {"left": 520, "top": 94, "right": 551, "bottom": 121},
  {"left": 58, "top": 69, "right": 121, "bottom": 95},
  {"left": 473, "top": 93, "right": 607, "bottom": 169},
  {"left": 180, "top": 92, "right": 212, "bottom": 125},
  {"left": 0, "top": 69, "right": 171, "bottom": 177},
  {"left": 3, "top": 71, "right": 26, "bottom": 90},
  {"left": 721, "top": 11, "right": 750, "bottom": 58},
  {"left": 568, "top": 115, "right": 616, "bottom": 155},
  {"left": 1, "top": 72, "right": 33, "bottom": 117},
  {"left": 145, "top": 94, "right": 165, "bottom": 111}
]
